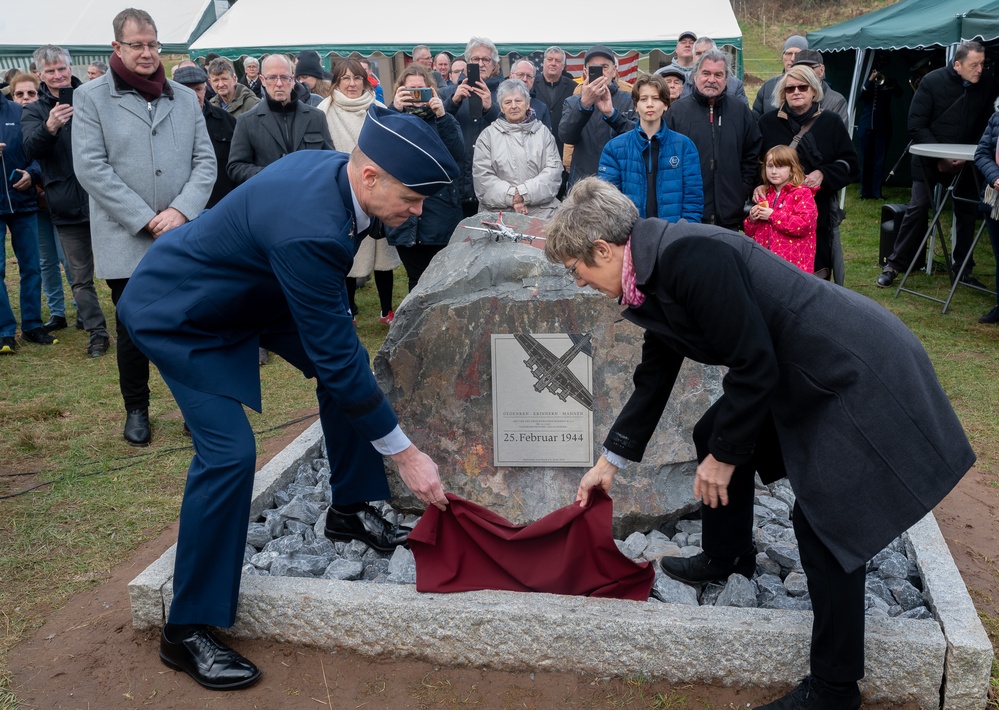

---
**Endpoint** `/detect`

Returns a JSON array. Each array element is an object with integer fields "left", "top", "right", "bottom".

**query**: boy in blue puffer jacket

[{"left": 598, "top": 74, "right": 702, "bottom": 222}]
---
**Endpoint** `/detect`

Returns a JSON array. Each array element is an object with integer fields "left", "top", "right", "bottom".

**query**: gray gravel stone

[
  {"left": 263, "top": 533, "right": 303, "bottom": 556},
  {"left": 671, "top": 532, "right": 688, "bottom": 548},
  {"left": 619, "top": 532, "right": 648, "bottom": 559},
  {"left": 387, "top": 546, "right": 417, "bottom": 584},
  {"left": 301, "top": 538, "right": 337, "bottom": 558},
  {"left": 687, "top": 532, "right": 702, "bottom": 547},
  {"left": 716, "top": 574, "right": 757, "bottom": 608},
  {"left": 755, "top": 574, "right": 787, "bottom": 605},
  {"left": 766, "top": 543, "right": 802, "bottom": 572},
  {"left": 887, "top": 579, "right": 925, "bottom": 611},
  {"left": 277, "top": 496, "right": 323, "bottom": 525},
  {"left": 650, "top": 571, "right": 699, "bottom": 606},
  {"left": 755, "top": 553, "right": 782, "bottom": 578},
  {"left": 250, "top": 550, "right": 280, "bottom": 570},
  {"left": 322, "top": 558, "right": 364, "bottom": 581},
  {"left": 699, "top": 583, "right": 724, "bottom": 606},
  {"left": 643, "top": 538, "right": 680, "bottom": 560},
  {"left": 877, "top": 552, "right": 910, "bottom": 579},
  {"left": 899, "top": 606, "right": 934, "bottom": 621},
  {"left": 679, "top": 546, "right": 702, "bottom": 558},
  {"left": 246, "top": 522, "right": 273, "bottom": 549},
  {"left": 270, "top": 554, "right": 329, "bottom": 577},
  {"left": 762, "top": 594, "right": 812, "bottom": 611},
  {"left": 362, "top": 558, "right": 390, "bottom": 580},
  {"left": 866, "top": 593, "right": 891, "bottom": 615},
  {"left": 783, "top": 571, "right": 809, "bottom": 597},
  {"left": 675, "top": 519, "right": 702, "bottom": 535},
  {"left": 867, "top": 576, "right": 895, "bottom": 606},
  {"left": 756, "top": 496, "right": 790, "bottom": 519}
]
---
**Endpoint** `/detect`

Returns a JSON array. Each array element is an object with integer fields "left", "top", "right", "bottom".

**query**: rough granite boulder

[{"left": 374, "top": 212, "right": 724, "bottom": 533}]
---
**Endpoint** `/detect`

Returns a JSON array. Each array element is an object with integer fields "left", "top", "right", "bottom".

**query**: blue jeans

[
  {"left": 1, "top": 211, "right": 43, "bottom": 337},
  {"left": 36, "top": 211, "right": 71, "bottom": 319}
]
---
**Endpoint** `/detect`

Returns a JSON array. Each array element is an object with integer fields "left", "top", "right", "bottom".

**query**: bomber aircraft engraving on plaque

[{"left": 491, "top": 333, "right": 594, "bottom": 467}]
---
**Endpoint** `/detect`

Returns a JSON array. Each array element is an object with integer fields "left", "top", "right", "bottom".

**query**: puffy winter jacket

[
  {"left": 598, "top": 120, "right": 703, "bottom": 222},
  {"left": 472, "top": 117, "right": 562, "bottom": 217},
  {"left": 0, "top": 92, "right": 41, "bottom": 216}
]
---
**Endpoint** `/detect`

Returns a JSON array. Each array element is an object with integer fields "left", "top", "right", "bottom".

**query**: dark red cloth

[
  {"left": 408, "top": 489, "right": 654, "bottom": 601},
  {"left": 109, "top": 52, "right": 166, "bottom": 102}
]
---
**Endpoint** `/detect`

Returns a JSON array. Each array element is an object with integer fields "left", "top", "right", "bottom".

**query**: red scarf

[
  {"left": 109, "top": 51, "right": 166, "bottom": 102},
  {"left": 620, "top": 237, "right": 645, "bottom": 307}
]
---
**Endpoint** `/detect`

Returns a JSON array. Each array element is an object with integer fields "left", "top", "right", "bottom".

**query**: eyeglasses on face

[
  {"left": 14, "top": 90, "right": 38, "bottom": 97},
  {"left": 263, "top": 74, "right": 294, "bottom": 83},
  {"left": 565, "top": 259, "right": 581, "bottom": 279},
  {"left": 121, "top": 41, "right": 162, "bottom": 52},
  {"left": 511, "top": 72, "right": 534, "bottom": 80},
  {"left": 785, "top": 83, "right": 810, "bottom": 94},
  {"left": 469, "top": 56, "right": 494, "bottom": 65}
]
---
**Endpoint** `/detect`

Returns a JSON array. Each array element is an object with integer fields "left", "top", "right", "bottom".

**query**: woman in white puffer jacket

[{"left": 472, "top": 79, "right": 562, "bottom": 218}]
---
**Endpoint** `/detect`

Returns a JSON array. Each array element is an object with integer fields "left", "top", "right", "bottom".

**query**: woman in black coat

[
  {"left": 386, "top": 64, "right": 465, "bottom": 291},
  {"left": 544, "top": 178, "right": 974, "bottom": 709},
  {"left": 757, "top": 65, "right": 858, "bottom": 282}
]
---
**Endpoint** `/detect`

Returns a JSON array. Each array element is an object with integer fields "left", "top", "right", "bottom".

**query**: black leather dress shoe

[
  {"left": 123, "top": 408, "right": 151, "bottom": 446},
  {"left": 43, "top": 315, "right": 68, "bottom": 332},
  {"left": 755, "top": 675, "right": 860, "bottom": 709},
  {"left": 324, "top": 504, "right": 409, "bottom": 553},
  {"left": 159, "top": 627, "right": 261, "bottom": 690},
  {"left": 659, "top": 546, "right": 757, "bottom": 585}
]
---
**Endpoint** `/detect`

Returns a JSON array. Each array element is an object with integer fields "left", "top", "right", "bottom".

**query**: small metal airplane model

[{"left": 462, "top": 212, "right": 545, "bottom": 244}]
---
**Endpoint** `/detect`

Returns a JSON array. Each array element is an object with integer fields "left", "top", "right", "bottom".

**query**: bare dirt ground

[{"left": 7, "top": 424, "right": 996, "bottom": 710}]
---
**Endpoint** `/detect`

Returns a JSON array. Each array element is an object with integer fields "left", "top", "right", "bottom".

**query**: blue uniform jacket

[
  {"left": 598, "top": 120, "right": 703, "bottom": 222},
  {"left": 118, "top": 150, "right": 398, "bottom": 440},
  {"left": 0, "top": 92, "right": 42, "bottom": 215}
]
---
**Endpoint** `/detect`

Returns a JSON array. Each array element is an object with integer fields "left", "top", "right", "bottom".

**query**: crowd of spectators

[{"left": 5, "top": 28, "right": 998, "bottom": 396}]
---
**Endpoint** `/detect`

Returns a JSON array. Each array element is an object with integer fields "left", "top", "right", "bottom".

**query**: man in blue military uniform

[{"left": 118, "top": 104, "right": 459, "bottom": 690}]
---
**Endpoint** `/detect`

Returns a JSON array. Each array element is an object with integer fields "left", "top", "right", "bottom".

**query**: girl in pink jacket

[{"left": 744, "top": 145, "right": 818, "bottom": 273}]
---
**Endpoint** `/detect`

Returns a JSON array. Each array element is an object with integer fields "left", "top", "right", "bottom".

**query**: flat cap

[
  {"left": 173, "top": 65, "right": 208, "bottom": 85},
  {"left": 793, "top": 49, "right": 824, "bottom": 66},
  {"left": 584, "top": 45, "right": 616, "bottom": 65}
]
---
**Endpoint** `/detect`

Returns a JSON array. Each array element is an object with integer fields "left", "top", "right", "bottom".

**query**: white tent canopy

[
  {"left": 190, "top": 0, "right": 741, "bottom": 61},
  {"left": 0, "top": 0, "right": 217, "bottom": 68}
]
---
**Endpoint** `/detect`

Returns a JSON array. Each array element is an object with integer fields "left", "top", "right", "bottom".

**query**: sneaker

[
  {"left": 87, "top": 332, "right": 110, "bottom": 357},
  {"left": 979, "top": 305, "right": 999, "bottom": 324},
  {"left": 0, "top": 336, "right": 16, "bottom": 354},
  {"left": 379, "top": 310, "right": 395, "bottom": 325},
  {"left": 659, "top": 546, "right": 757, "bottom": 585},
  {"left": 21, "top": 327, "right": 58, "bottom": 345},
  {"left": 755, "top": 675, "right": 860, "bottom": 709},
  {"left": 43, "top": 315, "right": 68, "bottom": 332},
  {"left": 875, "top": 266, "right": 898, "bottom": 288}
]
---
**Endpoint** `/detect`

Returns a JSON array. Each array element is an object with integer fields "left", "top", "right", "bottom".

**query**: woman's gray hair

[
  {"left": 33, "top": 44, "right": 72, "bottom": 69},
  {"left": 496, "top": 79, "right": 530, "bottom": 107},
  {"left": 464, "top": 37, "right": 499, "bottom": 65},
  {"left": 774, "top": 64, "right": 824, "bottom": 108},
  {"left": 544, "top": 177, "right": 639, "bottom": 265}
]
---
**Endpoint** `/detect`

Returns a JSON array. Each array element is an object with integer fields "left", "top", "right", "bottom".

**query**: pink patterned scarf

[{"left": 620, "top": 237, "right": 645, "bottom": 307}]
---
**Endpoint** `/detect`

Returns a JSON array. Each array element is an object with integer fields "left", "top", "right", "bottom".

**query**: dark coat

[
  {"left": 757, "top": 105, "right": 858, "bottom": 273},
  {"left": 598, "top": 120, "right": 703, "bottom": 221},
  {"left": 21, "top": 78, "right": 89, "bottom": 225},
  {"left": 908, "top": 65, "right": 997, "bottom": 182},
  {"left": 559, "top": 81, "right": 634, "bottom": 188},
  {"left": 0, "top": 92, "right": 41, "bottom": 215},
  {"left": 664, "top": 89, "right": 761, "bottom": 228},
  {"left": 606, "top": 219, "right": 975, "bottom": 573},
  {"left": 118, "top": 150, "right": 397, "bottom": 437},
  {"left": 443, "top": 73, "right": 503, "bottom": 202},
  {"left": 227, "top": 91, "right": 333, "bottom": 185},
  {"left": 532, "top": 73, "right": 577, "bottom": 154},
  {"left": 203, "top": 103, "right": 237, "bottom": 208},
  {"left": 973, "top": 110, "right": 999, "bottom": 195},
  {"left": 386, "top": 110, "right": 464, "bottom": 248}
]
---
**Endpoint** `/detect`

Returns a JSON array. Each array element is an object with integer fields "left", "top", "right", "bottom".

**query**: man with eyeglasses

[
  {"left": 72, "top": 8, "right": 215, "bottom": 445},
  {"left": 226, "top": 53, "right": 333, "bottom": 186},
  {"left": 665, "top": 49, "right": 761, "bottom": 230},
  {"left": 444, "top": 36, "right": 504, "bottom": 216},
  {"left": 508, "top": 59, "right": 552, "bottom": 130},
  {"left": 559, "top": 45, "right": 635, "bottom": 189},
  {"left": 752, "top": 35, "right": 807, "bottom": 120},
  {"left": 23, "top": 46, "right": 111, "bottom": 356}
]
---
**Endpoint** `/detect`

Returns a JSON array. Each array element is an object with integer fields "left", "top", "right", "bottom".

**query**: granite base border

[{"left": 129, "top": 422, "right": 992, "bottom": 707}]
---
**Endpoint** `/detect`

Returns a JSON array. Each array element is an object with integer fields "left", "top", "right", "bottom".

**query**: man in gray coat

[
  {"left": 226, "top": 54, "right": 333, "bottom": 186},
  {"left": 72, "top": 8, "right": 215, "bottom": 446}
]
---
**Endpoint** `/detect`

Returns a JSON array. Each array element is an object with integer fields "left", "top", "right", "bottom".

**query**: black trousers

[
  {"left": 107, "top": 278, "right": 150, "bottom": 412},
  {"left": 887, "top": 174, "right": 978, "bottom": 274},
  {"left": 397, "top": 243, "right": 447, "bottom": 292},
  {"left": 691, "top": 398, "right": 865, "bottom": 683}
]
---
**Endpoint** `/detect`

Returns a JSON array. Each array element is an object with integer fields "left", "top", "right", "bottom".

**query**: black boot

[
  {"left": 123, "top": 408, "right": 151, "bottom": 446},
  {"left": 755, "top": 676, "right": 860, "bottom": 709}
]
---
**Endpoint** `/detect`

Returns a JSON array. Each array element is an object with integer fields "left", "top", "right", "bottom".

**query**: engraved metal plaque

[{"left": 491, "top": 333, "right": 594, "bottom": 467}]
